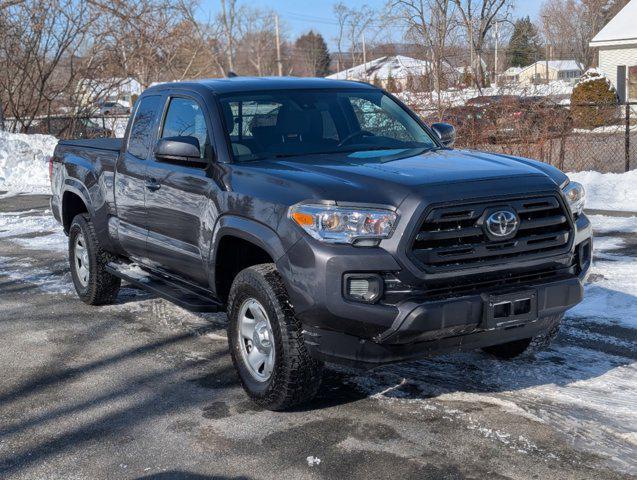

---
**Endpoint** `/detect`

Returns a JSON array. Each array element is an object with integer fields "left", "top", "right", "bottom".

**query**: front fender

[{"left": 207, "top": 215, "right": 286, "bottom": 291}]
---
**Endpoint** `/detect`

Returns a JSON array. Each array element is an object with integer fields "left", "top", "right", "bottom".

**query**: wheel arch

[
  {"left": 210, "top": 216, "right": 286, "bottom": 302},
  {"left": 61, "top": 184, "right": 92, "bottom": 233}
]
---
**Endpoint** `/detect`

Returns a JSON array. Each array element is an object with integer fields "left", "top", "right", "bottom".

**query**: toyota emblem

[{"left": 485, "top": 210, "right": 519, "bottom": 238}]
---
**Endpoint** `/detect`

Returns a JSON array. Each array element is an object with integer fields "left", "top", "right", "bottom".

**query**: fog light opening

[{"left": 343, "top": 274, "right": 383, "bottom": 303}]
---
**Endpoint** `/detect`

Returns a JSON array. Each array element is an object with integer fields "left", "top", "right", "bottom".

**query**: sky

[{"left": 201, "top": 0, "right": 544, "bottom": 49}]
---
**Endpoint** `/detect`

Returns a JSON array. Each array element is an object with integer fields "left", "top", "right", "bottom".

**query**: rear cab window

[{"left": 127, "top": 95, "right": 162, "bottom": 159}]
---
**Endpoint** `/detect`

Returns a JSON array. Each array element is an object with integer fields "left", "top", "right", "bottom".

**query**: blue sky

[{"left": 201, "top": 0, "right": 543, "bottom": 48}]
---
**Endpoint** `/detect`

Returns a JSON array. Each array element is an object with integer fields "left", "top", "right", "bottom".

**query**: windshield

[{"left": 218, "top": 89, "right": 438, "bottom": 162}]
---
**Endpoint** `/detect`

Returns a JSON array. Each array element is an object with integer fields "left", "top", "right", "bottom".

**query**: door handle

[{"left": 145, "top": 179, "right": 161, "bottom": 191}]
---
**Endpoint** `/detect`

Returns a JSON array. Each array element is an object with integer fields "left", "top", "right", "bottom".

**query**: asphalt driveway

[{"left": 0, "top": 194, "right": 635, "bottom": 480}]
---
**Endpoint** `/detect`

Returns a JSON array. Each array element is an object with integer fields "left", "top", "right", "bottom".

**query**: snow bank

[
  {"left": 569, "top": 170, "right": 637, "bottom": 212},
  {"left": 0, "top": 130, "right": 57, "bottom": 194}
]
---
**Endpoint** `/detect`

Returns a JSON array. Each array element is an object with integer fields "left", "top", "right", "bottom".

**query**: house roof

[
  {"left": 327, "top": 55, "right": 443, "bottom": 81},
  {"left": 502, "top": 66, "right": 523, "bottom": 76},
  {"left": 590, "top": 0, "right": 637, "bottom": 46},
  {"left": 519, "top": 60, "right": 583, "bottom": 74}
]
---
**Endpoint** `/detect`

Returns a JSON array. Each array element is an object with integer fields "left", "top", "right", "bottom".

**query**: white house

[
  {"left": 498, "top": 66, "right": 523, "bottom": 84},
  {"left": 517, "top": 60, "right": 583, "bottom": 85},
  {"left": 77, "top": 77, "right": 143, "bottom": 109},
  {"left": 328, "top": 55, "right": 457, "bottom": 90},
  {"left": 589, "top": 0, "right": 637, "bottom": 102}
]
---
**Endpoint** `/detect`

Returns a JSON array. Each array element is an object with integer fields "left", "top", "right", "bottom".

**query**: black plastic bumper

[{"left": 303, "top": 275, "right": 584, "bottom": 368}]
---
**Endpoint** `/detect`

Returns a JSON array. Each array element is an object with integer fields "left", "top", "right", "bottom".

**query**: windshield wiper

[{"left": 271, "top": 146, "right": 427, "bottom": 159}]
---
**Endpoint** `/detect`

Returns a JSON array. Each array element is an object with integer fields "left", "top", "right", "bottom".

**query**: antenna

[{"left": 226, "top": 71, "right": 239, "bottom": 78}]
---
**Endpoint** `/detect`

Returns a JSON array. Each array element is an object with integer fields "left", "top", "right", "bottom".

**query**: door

[
  {"left": 114, "top": 94, "right": 163, "bottom": 261},
  {"left": 144, "top": 95, "right": 215, "bottom": 285}
]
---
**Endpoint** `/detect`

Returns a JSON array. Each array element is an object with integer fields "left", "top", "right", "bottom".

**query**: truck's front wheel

[
  {"left": 227, "top": 264, "right": 323, "bottom": 410},
  {"left": 69, "top": 214, "right": 121, "bottom": 305},
  {"left": 482, "top": 314, "right": 563, "bottom": 359}
]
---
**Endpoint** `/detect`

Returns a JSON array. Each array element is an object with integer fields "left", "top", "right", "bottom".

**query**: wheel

[
  {"left": 482, "top": 314, "right": 563, "bottom": 359},
  {"left": 68, "top": 213, "right": 121, "bottom": 305},
  {"left": 227, "top": 264, "right": 323, "bottom": 410}
]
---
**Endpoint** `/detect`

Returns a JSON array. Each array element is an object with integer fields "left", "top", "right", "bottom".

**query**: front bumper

[{"left": 302, "top": 274, "right": 583, "bottom": 367}]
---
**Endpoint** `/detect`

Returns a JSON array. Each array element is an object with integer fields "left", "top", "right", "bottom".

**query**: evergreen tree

[
  {"left": 294, "top": 31, "right": 331, "bottom": 77},
  {"left": 507, "top": 16, "right": 541, "bottom": 68},
  {"left": 385, "top": 71, "right": 399, "bottom": 93}
]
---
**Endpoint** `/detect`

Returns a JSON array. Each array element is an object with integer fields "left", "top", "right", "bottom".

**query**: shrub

[{"left": 570, "top": 68, "right": 618, "bottom": 129}]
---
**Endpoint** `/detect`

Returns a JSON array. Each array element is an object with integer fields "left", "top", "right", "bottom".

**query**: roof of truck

[{"left": 144, "top": 76, "right": 376, "bottom": 95}]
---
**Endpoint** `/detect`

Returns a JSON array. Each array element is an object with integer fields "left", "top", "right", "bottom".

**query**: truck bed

[{"left": 57, "top": 137, "right": 122, "bottom": 152}]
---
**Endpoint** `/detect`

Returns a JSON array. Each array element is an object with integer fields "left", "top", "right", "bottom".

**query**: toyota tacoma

[{"left": 50, "top": 77, "right": 592, "bottom": 410}]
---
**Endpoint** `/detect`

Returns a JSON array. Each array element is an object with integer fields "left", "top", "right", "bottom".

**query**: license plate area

[{"left": 483, "top": 289, "right": 537, "bottom": 329}]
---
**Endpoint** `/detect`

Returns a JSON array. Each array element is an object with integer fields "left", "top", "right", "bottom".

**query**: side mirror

[
  {"left": 154, "top": 136, "right": 207, "bottom": 167},
  {"left": 431, "top": 123, "right": 456, "bottom": 148}
]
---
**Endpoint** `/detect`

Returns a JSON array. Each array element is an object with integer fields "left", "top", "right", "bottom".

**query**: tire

[
  {"left": 482, "top": 314, "right": 563, "bottom": 359},
  {"left": 68, "top": 213, "right": 121, "bottom": 305},
  {"left": 227, "top": 264, "right": 323, "bottom": 410}
]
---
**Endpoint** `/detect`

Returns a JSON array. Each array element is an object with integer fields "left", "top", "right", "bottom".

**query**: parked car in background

[
  {"left": 463, "top": 95, "right": 573, "bottom": 144},
  {"left": 98, "top": 101, "right": 130, "bottom": 115}
]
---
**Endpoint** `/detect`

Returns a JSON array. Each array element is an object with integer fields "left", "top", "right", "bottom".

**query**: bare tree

[
  {"left": 0, "top": 0, "right": 99, "bottom": 130},
  {"left": 332, "top": 2, "right": 377, "bottom": 71},
  {"left": 540, "top": 0, "right": 629, "bottom": 68},
  {"left": 234, "top": 8, "right": 279, "bottom": 76},
  {"left": 220, "top": 0, "right": 240, "bottom": 72},
  {"left": 453, "top": 0, "right": 512, "bottom": 88},
  {"left": 392, "top": 0, "right": 457, "bottom": 117}
]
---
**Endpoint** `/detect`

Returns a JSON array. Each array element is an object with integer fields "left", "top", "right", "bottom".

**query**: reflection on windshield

[{"left": 218, "top": 89, "right": 438, "bottom": 162}]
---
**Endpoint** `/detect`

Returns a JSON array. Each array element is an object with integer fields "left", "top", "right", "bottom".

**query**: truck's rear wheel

[
  {"left": 482, "top": 314, "right": 563, "bottom": 359},
  {"left": 69, "top": 214, "right": 121, "bottom": 305},
  {"left": 227, "top": 264, "right": 323, "bottom": 410}
]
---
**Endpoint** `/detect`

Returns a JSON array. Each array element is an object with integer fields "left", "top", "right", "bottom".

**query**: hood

[{"left": 232, "top": 147, "right": 566, "bottom": 207}]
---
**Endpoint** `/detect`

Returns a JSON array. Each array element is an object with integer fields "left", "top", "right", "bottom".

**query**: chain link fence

[
  {"left": 414, "top": 100, "right": 636, "bottom": 173},
  {"left": 2, "top": 114, "right": 130, "bottom": 139}
]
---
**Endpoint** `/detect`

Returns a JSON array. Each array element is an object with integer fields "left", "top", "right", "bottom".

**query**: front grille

[{"left": 410, "top": 195, "right": 572, "bottom": 273}]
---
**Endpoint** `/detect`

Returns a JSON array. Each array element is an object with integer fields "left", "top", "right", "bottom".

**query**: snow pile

[
  {"left": 0, "top": 130, "right": 57, "bottom": 194},
  {"left": 568, "top": 169, "right": 637, "bottom": 212}
]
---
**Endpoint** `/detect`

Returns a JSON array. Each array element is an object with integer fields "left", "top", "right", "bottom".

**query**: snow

[
  {"left": 575, "top": 68, "right": 615, "bottom": 90},
  {"left": 568, "top": 170, "right": 637, "bottom": 212},
  {"left": 590, "top": 0, "right": 637, "bottom": 44},
  {"left": 0, "top": 131, "right": 57, "bottom": 194},
  {"left": 0, "top": 209, "right": 62, "bottom": 241}
]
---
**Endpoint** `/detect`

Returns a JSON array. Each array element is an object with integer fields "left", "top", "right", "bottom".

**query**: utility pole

[
  {"left": 221, "top": 0, "right": 234, "bottom": 72},
  {"left": 545, "top": 43, "right": 550, "bottom": 84},
  {"left": 362, "top": 32, "right": 367, "bottom": 81},
  {"left": 542, "top": 15, "right": 550, "bottom": 84},
  {"left": 494, "top": 20, "right": 499, "bottom": 87},
  {"left": 275, "top": 14, "right": 283, "bottom": 77}
]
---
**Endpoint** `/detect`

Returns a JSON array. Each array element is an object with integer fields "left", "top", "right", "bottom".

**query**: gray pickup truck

[{"left": 50, "top": 77, "right": 592, "bottom": 410}]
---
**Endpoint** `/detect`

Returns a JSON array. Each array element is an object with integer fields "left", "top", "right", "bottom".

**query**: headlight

[
  {"left": 562, "top": 181, "right": 585, "bottom": 216},
  {"left": 289, "top": 203, "right": 398, "bottom": 244}
]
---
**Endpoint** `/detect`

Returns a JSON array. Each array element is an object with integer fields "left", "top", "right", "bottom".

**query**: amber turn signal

[{"left": 291, "top": 211, "right": 314, "bottom": 227}]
